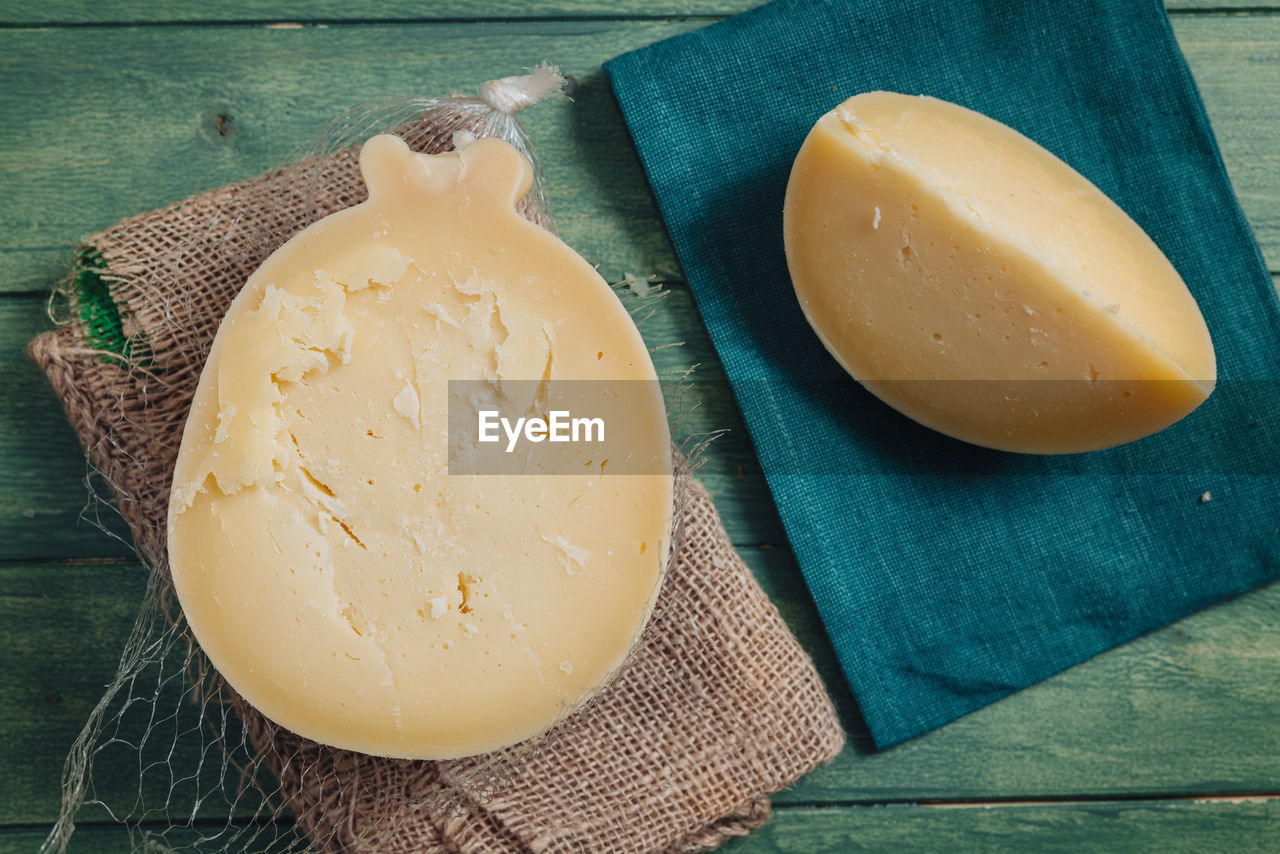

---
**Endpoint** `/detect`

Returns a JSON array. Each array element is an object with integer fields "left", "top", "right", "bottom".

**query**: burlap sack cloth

[{"left": 27, "top": 112, "right": 844, "bottom": 853}]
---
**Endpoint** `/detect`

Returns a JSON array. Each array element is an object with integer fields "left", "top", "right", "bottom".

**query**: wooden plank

[
  {"left": 2, "top": 798, "right": 1278, "bottom": 853},
  {"left": 1177, "top": 16, "right": 1280, "bottom": 264},
  {"left": 725, "top": 799, "right": 1280, "bottom": 853},
  {"left": 0, "top": 299, "right": 135, "bottom": 560},
  {"left": 0, "top": 249, "right": 73, "bottom": 297},
  {"left": 2, "top": 16, "right": 1279, "bottom": 296},
  {"left": 4, "top": 554, "right": 1278, "bottom": 824},
  {"left": 0, "top": 558, "right": 145, "bottom": 824},
  {"left": 0, "top": 20, "right": 700, "bottom": 294},
  {"left": 0, "top": 0, "right": 1267, "bottom": 26},
  {"left": 0, "top": 824, "right": 302, "bottom": 854},
  {"left": 0, "top": 560, "right": 269, "bottom": 826}
]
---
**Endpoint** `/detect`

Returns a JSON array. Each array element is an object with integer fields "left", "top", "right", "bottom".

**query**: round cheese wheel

[{"left": 169, "top": 135, "right": 673, "bottom": 759}]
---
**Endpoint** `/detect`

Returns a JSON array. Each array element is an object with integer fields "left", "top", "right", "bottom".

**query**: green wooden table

[{"left": 2, "top": 2, "right": 1279, "bottom": 851}]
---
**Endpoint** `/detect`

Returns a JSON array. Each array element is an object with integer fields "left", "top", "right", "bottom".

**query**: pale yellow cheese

[
  {"left": 783, "top": 92, "right": 1216, "bottom": 453},
  {"left": 168, "top": 134, "right": 673, "bottom": 759}
]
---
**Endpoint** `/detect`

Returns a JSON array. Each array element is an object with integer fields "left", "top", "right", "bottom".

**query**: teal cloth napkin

[{"left": 605, "top": 0, "right": 1280, "bottom": 748}]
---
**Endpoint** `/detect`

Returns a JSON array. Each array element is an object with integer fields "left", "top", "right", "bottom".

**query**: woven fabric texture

[
  {"left": 27, "top": 111, "right": 843, "bottom": 852},
  {"left": 606, "top": 0, "right": 1280, "bottom": 749}
]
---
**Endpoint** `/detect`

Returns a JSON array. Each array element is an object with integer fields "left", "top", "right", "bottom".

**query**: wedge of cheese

[
  {"left": 168, "top": 134, "right": 673, "bottom": 759},
  {"left": 784, "top": 91, "right": 1216, "bottom": 453}
]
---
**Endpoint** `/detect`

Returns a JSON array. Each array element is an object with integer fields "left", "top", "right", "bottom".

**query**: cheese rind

[
  {"left": 168, "top": 135, "right": 673, "bottom": 759},
  {"left": 783, "top": 92, "right": 1216, "bottom": 453}
]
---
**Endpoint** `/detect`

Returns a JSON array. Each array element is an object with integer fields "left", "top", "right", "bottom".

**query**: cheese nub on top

[
  {"left": 783, "top": 91, "right": 1216, "bottom": 453},
  {"left": 168, "top": 134, "right": 673, "bottom": 759}
]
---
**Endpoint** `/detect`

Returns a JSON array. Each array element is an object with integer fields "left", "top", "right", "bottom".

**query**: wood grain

[
  {"left": 0, "top": 300, "right": 135, "bottom": 559},
  {"left": 1, "top": 799, "right": 1277, "bottom": 853},
  {"left": 2, "top": 17, "right": 1279, "bottom": 296},
  {"left": 0, "top": 0, "right": 1271, "bottom": 25},
  {"left": 0, "top": 20, "right": 699, "bottom": 294},
  {"left": 726, "top": 799, "right": 1280, "bottom": 853},
  {"left": 4, "top": 1, "right": 1280, "bottom": 850}
]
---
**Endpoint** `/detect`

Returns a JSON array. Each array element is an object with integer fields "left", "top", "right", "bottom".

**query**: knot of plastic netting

[{"left": 479, "top": 63, "right": 566, "bottom": 115}]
